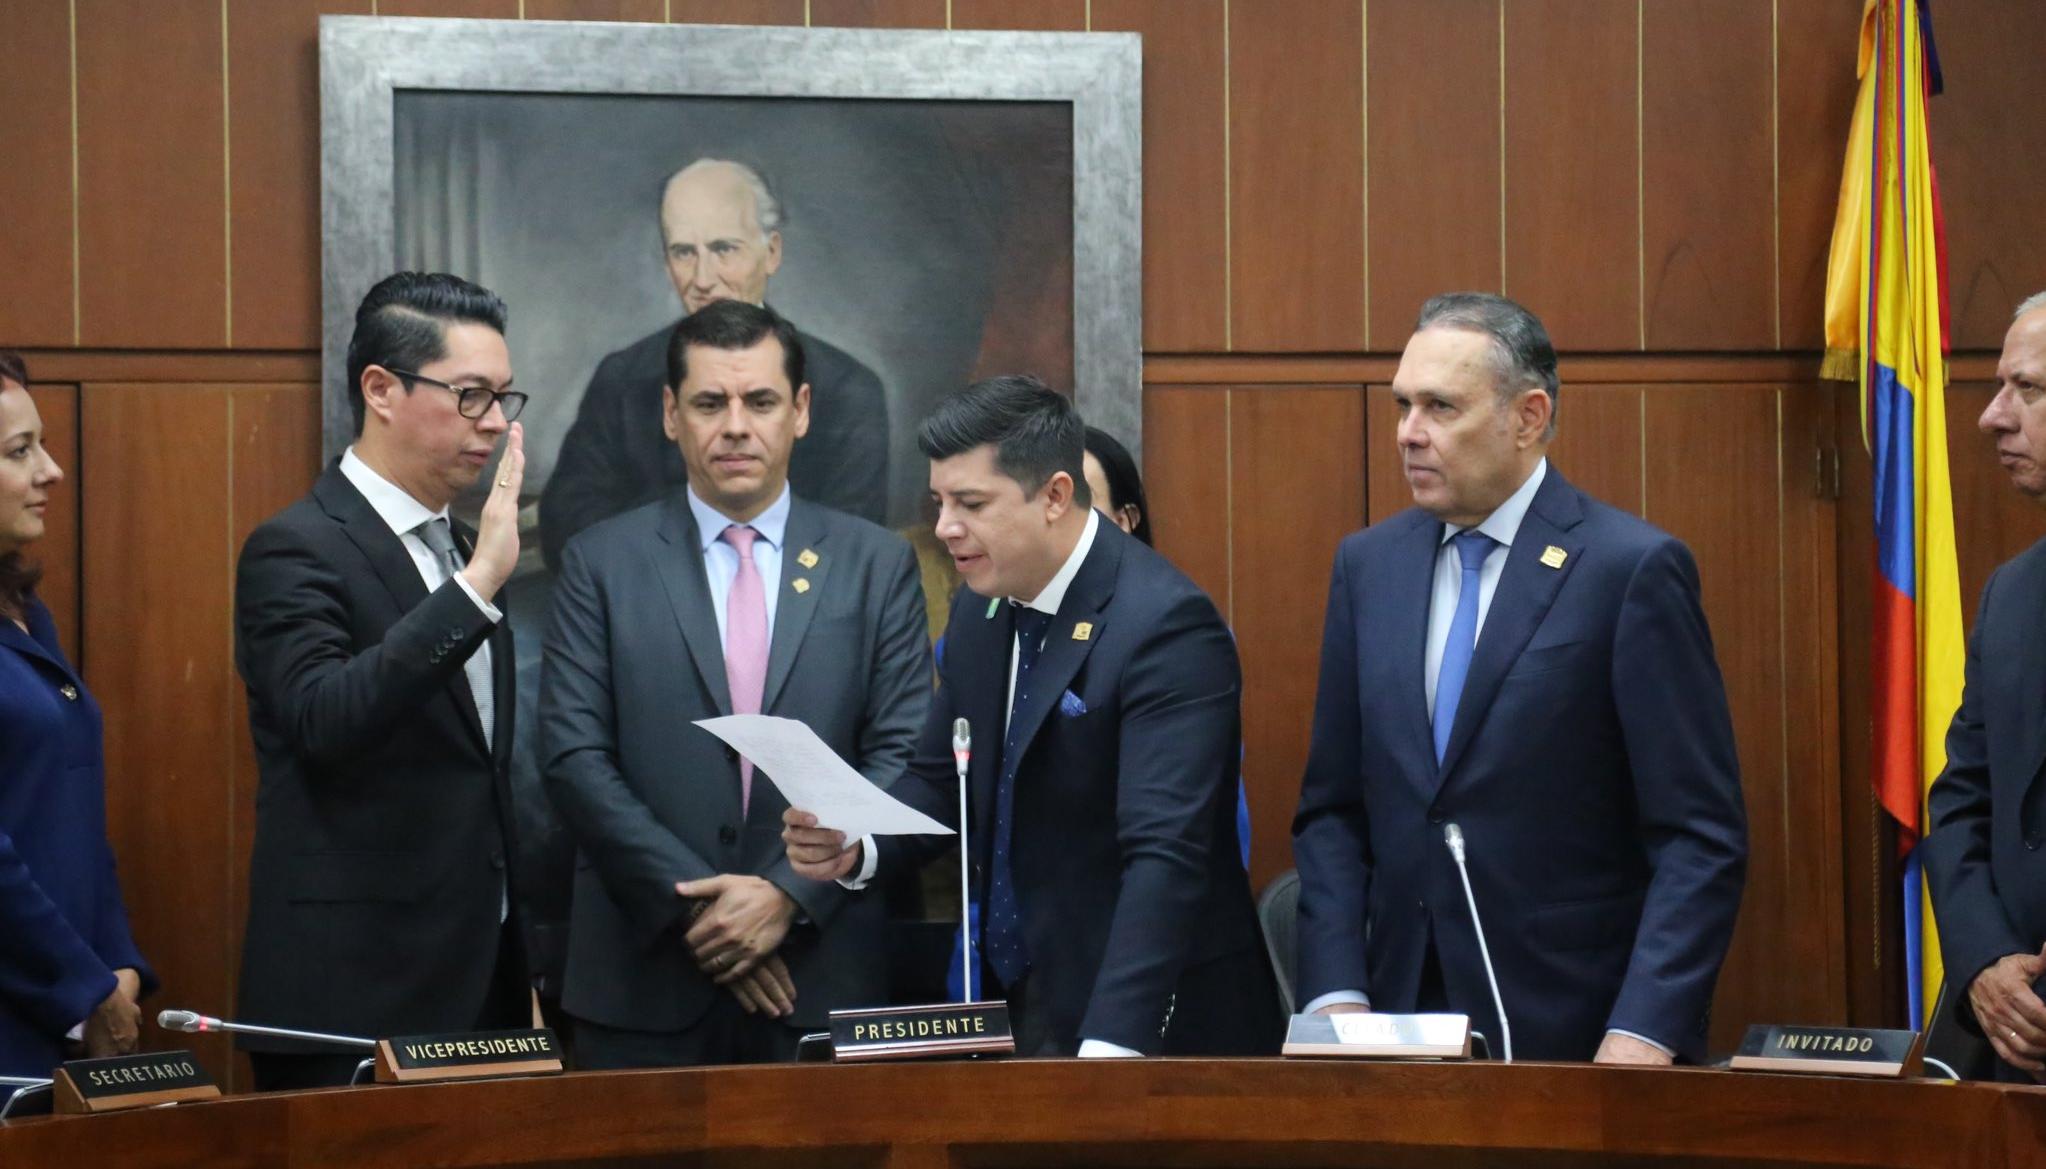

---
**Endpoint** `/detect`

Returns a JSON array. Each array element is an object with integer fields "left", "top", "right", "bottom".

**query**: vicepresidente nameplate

[
  {"left": 1281, "top": 1012, "right": 1473, "bottom": 1059},
  {"left": 53, "top": 1050, "right": 220, "bottom": 1113},
  {"left": 829, "top": 1001, "right": 1015, "bottom": 1062},
  {"left": 374, "top": 1028, "right": 564, "bottom": 1083},
  {"left": 1728, "top": 1025, "right": 1922, "bottom": 1077}
]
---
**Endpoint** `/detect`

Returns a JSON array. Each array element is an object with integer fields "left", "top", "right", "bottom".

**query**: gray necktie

[{"left": 416, "top": 517, "right": 495, "bottom": 749}]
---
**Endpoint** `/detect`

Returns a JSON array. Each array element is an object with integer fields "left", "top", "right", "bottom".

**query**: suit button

[
  {"left": 2027, "top": 834, "right": 2043, "bottom": 852},
  {"left": 490, "top": 850, "right": 506, "bottom": 870},
  {"left": 719, "top": 826, "right": 738, "bottom": 845},
  {"left": 58, "top": 684, "right": 79, "bottom": 702},
  {"left": 724, "top": 746, "right": 739, "bottom": 763},
  {"left": 1427, "top": 810, "right": 1445, "bottom": 825},
  {"left": 1417, "top": 899, "right": 1427, "bottom": 911}
]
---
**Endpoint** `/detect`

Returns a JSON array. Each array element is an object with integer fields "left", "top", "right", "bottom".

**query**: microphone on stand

[
  {"left": 1442, "top": 824, "right": 1513, "bottom": 1063},
  {"left": 953, "top": 717, "right": 975, "bottom": 1002},
  {"left": 157, "top": 1009, "right": 377, "bottom": 1051}
]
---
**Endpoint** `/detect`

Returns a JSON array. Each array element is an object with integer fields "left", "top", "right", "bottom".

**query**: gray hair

[
  {"left": 1415, "top": 291, "right": 1560, "bottom": 438},
  {"left": 661, "top": 158, "right": 785, "bottom": 240},
  {"left": 2017, "top": 291, "right": 2046, "bottom": 320}
]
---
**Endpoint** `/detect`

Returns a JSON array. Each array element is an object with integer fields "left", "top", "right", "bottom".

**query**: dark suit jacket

[
  {"left": 1925, "top": 535, "right": 2046, "bottom": 1074},
  {"left": 538, "top": 320, "right": 889, "bottom": 569},
  {"left": 0, "top": 599, "right": 155, "bottom": 1076},
  {"left": 1293, "top": 468, "right": 1747, "bottom": 1062},
  {"left": 234, "top": 466, "right": 521, "bottom": 1051},
  {"left": 885, "top": 522, "right": 1277, "bottom": 1056},
  {"left": 540, "top": 493, "right": 929, "bottom": 1033}
]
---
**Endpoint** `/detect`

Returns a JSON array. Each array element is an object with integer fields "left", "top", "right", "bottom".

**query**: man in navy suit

[
  {"left": 1292, "top": 293, "right": 1747, "bottom": 1064},
  {"left": 1924, "top": 291, "right": 2046, "bottom": 1083},
  {"left": 784, "top": 376, "right": 1277, "bottom": 1056}
]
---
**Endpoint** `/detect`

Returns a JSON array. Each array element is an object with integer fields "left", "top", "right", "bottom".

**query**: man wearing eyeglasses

[{"left": 233, "top": 271, "right": 536, "bottom": 1090}]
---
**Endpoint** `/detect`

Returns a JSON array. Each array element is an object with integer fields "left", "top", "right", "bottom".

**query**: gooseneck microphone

[
  {"left": 157, "top": 1009, "right": 377, "bottom": 1050},
  {"left": 953, "top": 717, "right": 975, "bottom": 1002},
  {"left": 1443, "top": 824, "right": 1513, "bottom": 1063}
]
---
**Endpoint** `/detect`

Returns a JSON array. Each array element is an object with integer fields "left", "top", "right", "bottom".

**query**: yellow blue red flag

[{"left": 1822, "top": 0, "right": 1962, "bottom": 1029}]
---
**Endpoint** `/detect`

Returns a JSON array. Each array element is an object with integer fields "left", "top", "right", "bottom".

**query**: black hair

[
  {"left": 343, "top": 272, "right": 507, "bottom": 435},
  {"left": 917, "top": 375, "right": 1090, "bottom": 507},
  {"left": 665, "top": 299, "right": 806, "bottom": 393},
  {"left": 1083, "top": 426, "right": 1151, "bottom": 546}
]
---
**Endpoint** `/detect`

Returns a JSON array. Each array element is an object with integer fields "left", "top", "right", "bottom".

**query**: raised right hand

[{"left": 462, "top": 421, "right": 525, "bottom": 601}]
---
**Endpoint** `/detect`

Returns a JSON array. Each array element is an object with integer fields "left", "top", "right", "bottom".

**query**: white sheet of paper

[{"left": 694, "top": 714, "right": 954, "bottom": 839}]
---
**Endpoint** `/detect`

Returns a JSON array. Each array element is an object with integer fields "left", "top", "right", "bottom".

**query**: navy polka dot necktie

[{"left": 986, "top": 605, "right": 1054, "bottom": 988}]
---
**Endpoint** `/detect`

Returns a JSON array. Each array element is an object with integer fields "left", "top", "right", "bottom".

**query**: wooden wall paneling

[
  {"left": 1773, "top": 0, "right": 1862, "bottom": 350},
  {"left": 227, "top": 1, "right": 372, "bottom": 352},
  {"left": 1946, "top": 381, "right": 2046, "bottom": 628},
  {"left": 1363, "top": 386, "right": 1404, "bottom": 526},
  {"left": 1228, "top": 385, "right": 1366, "bottom": 893},
  {"left": 0, "top": 2, "right": 76, "bottom": 346},
  {"left": 1365, "top": 0, "right": 1498, "bottom": 350},
  {"left": 74, "top": 0, "right": 227, "bottom": 349},
  {"left": 524, "top": 0, "right": 665, "bottom": 18},
  {"left": 23, "top": 385, "right": 81, "bottom": 665},
  {"left": 1501, "top": 0, "right": 1639, "bottom": 351},
  {"left": 808, "top": 0, "right": 944, "bottom": 28},
  {"left": 1639, "top": 0, "right": 1776, "bottom": 350},
  {"left": 1229, "top": 0, "right": 1365, "bottom": 352},
  {"left": 1141, "top": 385, "right": 1230, "bottom": 618},
  {"left": 1093, "top": 0, "right": 1227, "bottom": 353},
  {"left": 224, "top": 385, "right": 324, "bottom": 1093},
  {"left": 82, "top": 383, "right": 238, "bottom": 1086},
  {"left": 949, "top": 0, "right": 1086, "bottom": 30},
  {"left": 1644, "top": 384, "right": 1840, "bottom": 1048},
  {"left": 374, "top": 0, "right": 517, "bottom": 16},
  {"left": 1933, "top": 0, "right": 2046, "bottom": 349},
  {"left": 665, "top": 0, "right": 805, "bottom": 23}
]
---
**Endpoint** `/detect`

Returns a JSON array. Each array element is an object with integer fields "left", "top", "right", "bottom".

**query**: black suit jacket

[
  {"left": 1293, "top": 468, "right": 1748, "bottom": 1062},
  {"left": 539, "top": 493, "right": 930, "bottom": 1033},
  {"left": 886, "top": 521, "right": 1277, "bottom": 1055},
  {"left": 539, "top": 319, "right": 889, "bottom": 569},
  {"left": 234, "top": 465, "right": 521, "bottom": 1050},
  {"left": 1925, "top": 534, "right": 2046, "bottom": 1073}
]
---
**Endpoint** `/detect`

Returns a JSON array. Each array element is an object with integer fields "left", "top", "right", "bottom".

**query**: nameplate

[
  {"left": 53, "top": 1051, "right": 220, "bottom": 1113},
  {"left": 373, "top": 1028, "right": 564, "bottom": 1083},
  {"left": 1281, "top": 1012, "right": 1473, "bottom": 1059},
  {"left": 829, "top": 1001, "right": 1015, "bottom": 1062},
  {"left": 1727, "top": 1025, "right": 1922, "bottom": 1077}
]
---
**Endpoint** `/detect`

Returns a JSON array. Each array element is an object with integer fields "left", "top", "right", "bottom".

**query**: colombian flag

[{"left": 1822, "top": 0, "right": 1962, "bottom": 1030}]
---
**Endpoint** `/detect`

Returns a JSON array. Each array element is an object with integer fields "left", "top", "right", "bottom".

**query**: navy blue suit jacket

[
  {"left": 1924, "top": 534, "right": 2046, "bottom": 1073},
  {"left": 1292, "top": 468, "right": 1746, "bottom": 1062},
  {"left": 886, "top": 522, "right": 1276, "bottom": 1055},
  {"left": 0, "top": 599, "right": 154, "bottom": 1077}
]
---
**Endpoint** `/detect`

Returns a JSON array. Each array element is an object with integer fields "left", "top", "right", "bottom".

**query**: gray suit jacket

[{"left": 539, "top": 492, "right": 930, "bottom": 1032}]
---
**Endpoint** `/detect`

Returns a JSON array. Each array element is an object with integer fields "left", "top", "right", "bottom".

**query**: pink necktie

[{"left": 720, "top": 524, "right": 769, "bottom": 816}]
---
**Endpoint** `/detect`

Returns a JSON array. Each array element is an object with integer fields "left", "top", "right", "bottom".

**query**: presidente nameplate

[
  {"left": 829, "top": 1001, "right": 1015, "bottom": 1062},
  {"left": 1281, "top": 1012, "right": 1473, "bottom": 1059},
  {"left": 1727, "top": 1025, "right": 1923, "bottom": 1077},
  {"left": 373, "top": 1028, "right": 564, "bottom": 1083},
  {"left": 53, "top": 1050, "right": 220, "bottom": 1113}
]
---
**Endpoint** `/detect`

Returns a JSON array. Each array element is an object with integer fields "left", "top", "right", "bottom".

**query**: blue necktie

[
  {"left": 986, "top": 605, "right": 1053, "bottom": 988},
  {"left": 1433, "top": 530, "right": 1497, "bottom": 763}
]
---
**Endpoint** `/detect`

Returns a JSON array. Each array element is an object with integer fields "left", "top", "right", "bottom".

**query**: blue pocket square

[{"left": 1059, "top": 689, "right": 1088, "bottom": 717}]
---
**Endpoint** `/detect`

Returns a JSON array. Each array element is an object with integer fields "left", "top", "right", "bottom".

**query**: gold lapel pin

[
  {"left": 1072, "top": 622, "right": 1093, "bottom": 642},
  {"left": 1540, "top": 545, "right": 1568, "bottom": 569},
  {"left": 797, "top": 548, "right": 819, "bottom": 569},
  {"left": 792, "top": 578, "right": 811, "bottom": 594}
]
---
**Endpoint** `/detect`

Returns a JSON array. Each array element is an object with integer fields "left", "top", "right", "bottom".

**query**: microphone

[
  {"left": 953, "top": 718, "right": 975, "bottom": 1002},
  {"left": 157, "top": 1009, "right": 377, "bottom": 1051},
  {"left": 1442, "top": 824, "right": 1513, "bottom": 1063}
]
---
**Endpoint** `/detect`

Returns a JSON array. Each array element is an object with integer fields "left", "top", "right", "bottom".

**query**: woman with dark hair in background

[
  {"left": 0, "top": 352, "right": 155, "bottom": 1077},
  {"left": 1082, "top": 426, "right": 1152, "bottom": 546}
]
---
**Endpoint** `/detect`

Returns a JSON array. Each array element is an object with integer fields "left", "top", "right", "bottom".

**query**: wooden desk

[{"left": 2, "top": 1059, "right": 2042, "bottom": 1168}]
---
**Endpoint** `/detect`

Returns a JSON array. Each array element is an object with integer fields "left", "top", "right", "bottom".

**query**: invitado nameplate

[
  {"left": 1727, "top": 1025, "right": 1923, "bottom": 1077},
  {"left": 53, "top": 1050, "right": 220, "bottom": 1113},
  {"left": 1281, "top": 1012, "right": 1473, "bottom": 1059},
  {"left": 374, "top": 1028, "right": 565, "bottom": 1083},
  {"left": 829, "top": 1001, "right": 1015, "bottom": 1062}
]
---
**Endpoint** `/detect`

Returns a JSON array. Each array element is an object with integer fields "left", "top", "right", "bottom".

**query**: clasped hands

[
  {"left": 1970, "top": 945, "right": 2046, "bottom": 1079},
  {"left": 81, "top": 967, "right": 143, "bottom": 1058},
  {"left": 676, "top": 874, "right": 799, "bottom": 1019}
]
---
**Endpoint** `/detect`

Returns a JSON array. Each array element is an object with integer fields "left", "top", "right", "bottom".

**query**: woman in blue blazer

[{"left": 0, "top": 352, "right": 153, "bottom": 1077}]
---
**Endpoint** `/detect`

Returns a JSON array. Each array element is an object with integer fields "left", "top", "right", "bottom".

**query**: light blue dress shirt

[{"left": 686, "top": 484, "right": 790, "bottom": 643}]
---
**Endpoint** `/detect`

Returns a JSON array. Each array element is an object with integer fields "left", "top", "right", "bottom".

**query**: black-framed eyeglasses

[{"left": 385, "top": 368, "right": 527, "bottom": 423}]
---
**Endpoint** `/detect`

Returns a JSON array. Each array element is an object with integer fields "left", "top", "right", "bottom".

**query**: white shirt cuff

[
  {"left": 1605, "top": 1028, "right": 1675, "bottom": 1057},
  {"left": 451, "top": 571, "right": 503, "bottom": 623},
  {"left": 65, "top": 1022, "right": 85, "bottom": 1042},
  {"left": 835, "top": 836, "right": 880, "bottom": 890},
  {"left": 1077, "top": 1039, "right": 1141, "bottom": 1058},
  {"left": 1301, "top": 990, "right": 1371, "bottom": 1015}
]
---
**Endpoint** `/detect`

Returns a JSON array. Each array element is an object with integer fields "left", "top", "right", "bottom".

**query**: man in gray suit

[{"left": 540, "top": 299, "right": 929, "bottom": 1068}]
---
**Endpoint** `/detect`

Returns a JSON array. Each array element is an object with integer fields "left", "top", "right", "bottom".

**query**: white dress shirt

[{"left": 686, "top": 483, "right": 790, "bottom": 641}]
